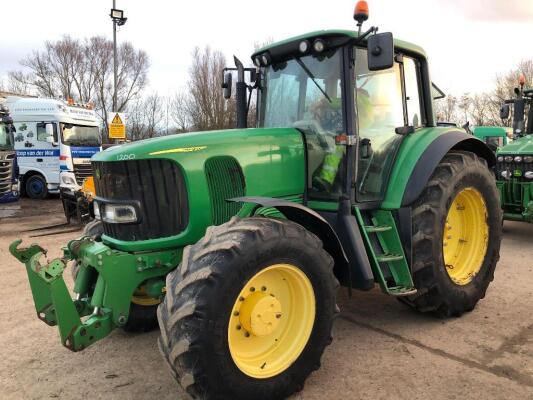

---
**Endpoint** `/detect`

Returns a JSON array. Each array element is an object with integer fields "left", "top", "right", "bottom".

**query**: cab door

[
  {"left": 354, "top": 49, "right": 423, "bottom": 203},
  {"left": 35, "top": 122, "right": 60, "bottom": 184}
]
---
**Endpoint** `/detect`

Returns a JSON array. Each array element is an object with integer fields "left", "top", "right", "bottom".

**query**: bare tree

[
  {"left": 434, "top": 94, "right": 458, "bottom": 123},
  {"left": 127, "top": 92, "right": 166, "bottom": 140},
  {"left": 170, "top": 46, "right": 236, "bottom": 132},
  {"left": 469, "top": 93, "right": 492, "bottom": 126},
  {"left": 9, "top": 35, "right": 149, "bottom": 140}
]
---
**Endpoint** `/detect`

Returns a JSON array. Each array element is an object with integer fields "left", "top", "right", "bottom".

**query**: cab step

[{"left": 355, "top": 209, "right": 417, "bottom": 297}]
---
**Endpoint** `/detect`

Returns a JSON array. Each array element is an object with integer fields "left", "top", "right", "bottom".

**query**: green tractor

[
  {"left": 10, "top": 3, "right": 502, "bottom": 399},
  {"left": 472, "top": 126, "right": 509, "bottom": 153},
  {"left": 496, "top": 74, "right": 533, "bottom": 222}
]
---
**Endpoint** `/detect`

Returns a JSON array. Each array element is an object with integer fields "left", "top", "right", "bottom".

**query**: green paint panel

[
  {"left": 382, "top": 126, "right": 459, "bottom": 209},
  {"left": 94, "top": 127, "right": 306, "bottom": 252}
]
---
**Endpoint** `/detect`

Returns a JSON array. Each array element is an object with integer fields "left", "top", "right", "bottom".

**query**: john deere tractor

[
  {"left": 496, "top": 75, "right": 533, "bottom": 223},
  {"left": 10, "top": 3, "right": 501, "bottom": 399}
]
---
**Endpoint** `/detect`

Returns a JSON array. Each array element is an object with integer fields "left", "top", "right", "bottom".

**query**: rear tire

[
  {"left": 158, "top": 217, "right": 338, "bottom": 400},
  {"left": 71, "top": 220, "right": 159, "bottom": 332},
  {"left": 402, "top": 151, "right": 501, "bottom": 317}
]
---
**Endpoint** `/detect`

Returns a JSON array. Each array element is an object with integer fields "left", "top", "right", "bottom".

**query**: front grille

[
  {"left": 204, "top": 156, "right": 246, "bottom": 225},
  {"left": 73, "top": 163, "right": 93, "bottom": 185},
  {"left": 92, "top": 159, "right": 188, "bottom": 241},
  {"left": 496, "top": 157, "right": 533, "bottom": 181},
  {"left": 0, "top": 153, "right": 14, "bottom": 196}
]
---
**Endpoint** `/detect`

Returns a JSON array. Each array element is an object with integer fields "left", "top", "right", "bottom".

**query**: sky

[{"left": 1, "top": 0, "right": 532, "bottom": 98}]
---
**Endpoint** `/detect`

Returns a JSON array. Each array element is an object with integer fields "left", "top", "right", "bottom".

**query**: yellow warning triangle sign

[{"left": 111, "top": 113, "right": 123, "bottom": 124}]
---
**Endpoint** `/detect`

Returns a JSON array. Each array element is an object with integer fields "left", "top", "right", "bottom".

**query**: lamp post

[{"left": 110, "top": 2, "right": 127, "bottom": 141}]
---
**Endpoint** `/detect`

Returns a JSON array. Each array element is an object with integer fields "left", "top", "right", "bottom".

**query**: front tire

[
  {"left": 403, "top": 151, "right": 502, "bottom": 317},
  {"left": 158, "top": 217, "right": 338, "bottom": 400},
  {"left": 25, "top": 174, "right": 48, "bottom": 199}
]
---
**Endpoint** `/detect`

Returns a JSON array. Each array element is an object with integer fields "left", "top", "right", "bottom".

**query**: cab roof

[{"left": 253, "top": 29, "right": 427, "bottom": 60}]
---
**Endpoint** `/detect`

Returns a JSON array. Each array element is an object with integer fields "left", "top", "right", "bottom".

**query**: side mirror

[
  {"left": 500, "top": 104, "right": 510, "bottom": 120},
  {"left": 45, "top": 123, "right": 58, "bottom": 145},
  {"left": 45, "top": 123, "right": 54, "bottom": 136},
  {"left": 367, "top": 32, "right": 394, "bottom": 71},
  {"left": 222, "top": 72, "right": 233, "bottom": 100}
]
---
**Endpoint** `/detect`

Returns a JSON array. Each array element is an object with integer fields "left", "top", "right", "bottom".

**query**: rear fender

[{"left": 402, "top": 132, "right": 495, "bottom": 206}]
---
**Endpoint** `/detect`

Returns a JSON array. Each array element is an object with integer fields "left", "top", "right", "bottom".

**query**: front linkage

[{"left": 9, "top": 238, "right": 180, "bottom": 351}]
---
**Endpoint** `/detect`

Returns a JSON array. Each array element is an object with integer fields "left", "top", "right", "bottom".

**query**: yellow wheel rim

[
  {"left": 131, "top": 286, "right": 161, "bottom": 306},
  {"left": 228, "top": 264, "right": 315, "bottom": 379},
  {"left": 443, "top": 187, "right": 489, "bottom": 285}
]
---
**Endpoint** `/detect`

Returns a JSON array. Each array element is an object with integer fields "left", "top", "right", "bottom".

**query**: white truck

[{"left": 7, "top": 97, "right": 101, "bottom": 199}]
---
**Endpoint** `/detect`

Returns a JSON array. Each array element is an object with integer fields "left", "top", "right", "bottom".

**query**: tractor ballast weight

[{"left": 9, "top": 4, "right": 502, "bottom": 399}]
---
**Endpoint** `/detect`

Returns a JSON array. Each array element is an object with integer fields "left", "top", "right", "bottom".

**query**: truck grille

[
  {"left": 0, "top": 153, "right": 14, "bottom": 196},
  {"left": 92, "top": 159, "right": 189, "bottom": 241},
  {"left": 73, "top": 163, "right": 93, "bottom": 185}
]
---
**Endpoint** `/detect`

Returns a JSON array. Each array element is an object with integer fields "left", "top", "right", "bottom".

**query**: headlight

[
  {"left": 497, "top": 156, "right": 504, "bottom": 162},
  {"left": 98, "top": 203, "right": 138, "bottom": 224},
  {"left": 313, "top": 39, "right": 326, "bottom": 53},
  {"left": 299, "top": 40, "right": 310, "bottom": 53},
  {"left": 524, "top": 156, "right": 533, "bottom": 163},
  {"left": 501, "top": 171, "right": 511, "bottom": 179},
  {"left": 504, "top": 156, "right": 513, "bottom": 163},
  {"left": 93, "top": 201, "right": 101, "bottom": 220},
  {"left": 61, "top": 174, "right": 77, "bottom": 185},
  {"left": 525, "top": 171, "right": 533, "bottom": 179},
  {"left": 514, "top": 156, "right": 522, "bottom": 163}
]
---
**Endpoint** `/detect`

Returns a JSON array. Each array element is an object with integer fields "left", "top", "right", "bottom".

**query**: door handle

[{"left": 36, "top": 158, "right": 43, "bottom": 162}]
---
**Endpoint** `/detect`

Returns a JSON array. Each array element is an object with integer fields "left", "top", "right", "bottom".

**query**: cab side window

[
  {"left": 355, "top": 48, "right": 404, "bottom": 202},
  {"left": 404, "top": 57, "right": 422, "bottom": 127},
  {"left": 37, "top": 123, "right": 48, "bottom": 141},
  {"left": 36, "top": 122, "right": 58, "bottom": 143}
]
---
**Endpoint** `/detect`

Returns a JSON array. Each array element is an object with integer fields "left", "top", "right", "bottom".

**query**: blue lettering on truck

[
  {"left": 71, "top": 147, "right": 100, "bottom": 157},
  {"left": 16, "top": 149, "right": 60, "bottom": 157}
]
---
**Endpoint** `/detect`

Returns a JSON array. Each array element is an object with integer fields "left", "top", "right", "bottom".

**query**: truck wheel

[
  {"left": 158, "top": 217, "right": 337, "bottom": 400},
  {"left": 71, "top": 220, "right": 159, "bottom": 332},
  {"left": 25, "top": 174, "right": 48, "bottom": 199},
  {"left": 403, "top": 151, "right": 501, "bottom": 317}
]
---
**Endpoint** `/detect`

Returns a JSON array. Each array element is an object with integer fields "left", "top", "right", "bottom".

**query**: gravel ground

[{"left": 1, "top": 198, "right": 532, "bottom": 400}]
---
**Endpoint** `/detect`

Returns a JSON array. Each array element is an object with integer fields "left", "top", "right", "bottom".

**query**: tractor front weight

[{"left": 9, "top": 238, "right": 180, "bottom": 351}]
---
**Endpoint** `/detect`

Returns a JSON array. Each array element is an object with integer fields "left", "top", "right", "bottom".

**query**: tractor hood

[
  {"left": 92, "top": 128, "right": 306, "bottom": 199},
  {"left": 497, "top": 135, "right": 533, "bottom": 155}
]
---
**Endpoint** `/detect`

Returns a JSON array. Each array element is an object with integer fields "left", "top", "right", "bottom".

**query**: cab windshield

[
  {"left": 258, "top": 48, "right": 344, "bottom": 198},
  {"left": 258, "top": 49, "right": 343, "bottom": 133},
  {"left": 61, "top": 123, "right": 101, "bottom": 147},
  {"left": 0, "top": 123, "right": 14, "bottom": 151}
]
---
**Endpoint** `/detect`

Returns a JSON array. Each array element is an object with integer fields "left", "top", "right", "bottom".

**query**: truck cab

[
  {"left": 0, "top": 103, "right": 19, "bottom": 203},
  {"left": 7, "top": 97, "right": 101, "bottom": 199}
]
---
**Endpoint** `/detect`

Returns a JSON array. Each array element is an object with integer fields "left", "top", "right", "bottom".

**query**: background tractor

[
  {"left": 10, "top": 3, "right": 502, "bottom": 399},
  {"left": 496, "top": 74, "right": 533, "bottom": 223}
]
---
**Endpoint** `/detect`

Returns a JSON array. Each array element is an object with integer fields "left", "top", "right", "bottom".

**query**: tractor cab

[
  {"left": 249, "top": 28, "right": 430, "bottom": 205},
  {"left": 499, "top": 73, "right": 533, "bottom": 139}
]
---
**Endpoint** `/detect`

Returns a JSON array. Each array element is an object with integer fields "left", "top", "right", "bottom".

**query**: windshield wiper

[{"left": 295, "top": 58, "right": 332, "bottom": 103}]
